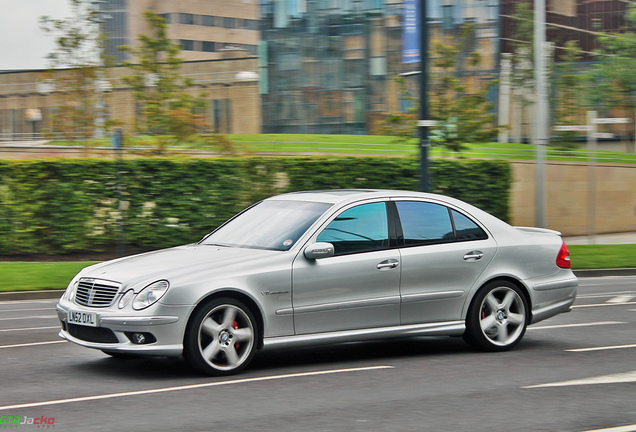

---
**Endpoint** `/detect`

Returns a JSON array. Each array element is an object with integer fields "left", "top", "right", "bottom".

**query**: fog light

[
  {"left": 132, "top": 333, "right": 146, "bottom": 344},
  {"left": 125, "top": 332, "right": 156, "bottom": 345}
]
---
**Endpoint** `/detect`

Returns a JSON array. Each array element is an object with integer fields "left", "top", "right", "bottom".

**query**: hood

[{"left": 80, "top": 245, "right": 280, "bottom": 288}]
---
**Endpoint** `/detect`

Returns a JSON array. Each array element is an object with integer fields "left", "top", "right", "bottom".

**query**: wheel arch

[
  {"left": 467, "top": 276, "right": 532, "bottom": 319},
  {"left": 184, "top": 289, "right": 266, "bottom": 350}
]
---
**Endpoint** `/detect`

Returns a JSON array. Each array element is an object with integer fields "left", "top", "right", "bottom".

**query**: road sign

[
  {"left": 594, "top": 118, "right": 630, "bottom": 124},
  {"left": 594, "top": 133, "right": 614, "bottom": 139},
  {"left": 554, "top": 125, "right": 590, "bottom": 131},
  {"left": 417, "top": 120, "right": 437, "bottom": 127}
]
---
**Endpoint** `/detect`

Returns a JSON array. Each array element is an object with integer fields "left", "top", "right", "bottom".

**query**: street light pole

[
  {"left": 534, "top": 0, "right": 548, "bottom": 227},
  {"left": 419, "top": 0, "right": 430, "bottom": 192}
]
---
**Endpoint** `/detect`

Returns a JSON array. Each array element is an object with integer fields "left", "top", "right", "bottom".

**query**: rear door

[{"left": 393, "top": 200, "right": 497, "bottom": 325}]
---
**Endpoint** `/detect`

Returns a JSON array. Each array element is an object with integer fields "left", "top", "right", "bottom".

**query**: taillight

[{"left": 556, "top": 241, "right": 571, "bottom": 269}]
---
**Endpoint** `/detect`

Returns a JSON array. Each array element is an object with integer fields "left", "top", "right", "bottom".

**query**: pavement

[{"left": 564, "top": 231, "right": 636, "bottom": 245}]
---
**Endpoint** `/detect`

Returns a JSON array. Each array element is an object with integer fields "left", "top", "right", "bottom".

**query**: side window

[
  {"left": 396, "top": 201, "right": 454, "bottom": 246},
  {"left": 317, "top": 202, "right": 389, "bottom": 255},
  {"left": 452, "top": 210, "right": 488, "bottom": 241}
]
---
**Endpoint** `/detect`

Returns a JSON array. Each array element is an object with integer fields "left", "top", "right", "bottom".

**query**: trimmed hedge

[{"left": 0, "top": 157, "right": 510, "bottom": 255}]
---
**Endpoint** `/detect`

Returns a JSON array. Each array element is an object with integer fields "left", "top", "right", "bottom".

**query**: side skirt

[{"left": 262, "top": 321, "right": 466, "bottom": 351}]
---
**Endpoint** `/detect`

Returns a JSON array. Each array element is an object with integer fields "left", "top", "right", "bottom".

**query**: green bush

[{"left": 0, "top": 157, "right": 510, "bottom": 255}]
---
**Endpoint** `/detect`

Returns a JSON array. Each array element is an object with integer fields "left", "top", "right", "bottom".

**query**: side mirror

[{"left": 304, "top": 242, "right": 335, "bottom": 260}]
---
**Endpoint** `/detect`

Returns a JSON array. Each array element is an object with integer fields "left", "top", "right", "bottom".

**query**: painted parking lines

[
  {"left": 0, "top": 365, "right": 394, "bottom": 411},
  {"left": 524, "top": 370, "right": 636, "bottom": 389}
]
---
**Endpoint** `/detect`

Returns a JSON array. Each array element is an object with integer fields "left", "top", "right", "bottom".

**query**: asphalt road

[{"left": 1, "top": 276, "right": 635, "bottom": 432}]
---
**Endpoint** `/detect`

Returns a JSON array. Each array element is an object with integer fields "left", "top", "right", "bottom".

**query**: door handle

[
  {"left": 463, "top": 251, "right": 484, "bottom": 261},
  {"left": 377, "top": 259, "right": 399, "bottom": 270}
]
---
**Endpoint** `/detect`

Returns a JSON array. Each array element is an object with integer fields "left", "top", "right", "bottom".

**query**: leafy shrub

[{"left": 0, "top": 157, "right": 510, "bottom": 255}]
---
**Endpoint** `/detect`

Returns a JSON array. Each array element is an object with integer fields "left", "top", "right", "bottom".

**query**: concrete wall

[{"left": 511, "top": 160, "right": 636, "bottom": 236}]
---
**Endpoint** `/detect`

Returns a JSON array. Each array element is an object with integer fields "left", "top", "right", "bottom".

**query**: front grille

[
  {"left": 67, "top": 323, "right": 119, "bottom": 343},
  {"left": 75, "top": 278, "right": 121, "bottom": 308}
]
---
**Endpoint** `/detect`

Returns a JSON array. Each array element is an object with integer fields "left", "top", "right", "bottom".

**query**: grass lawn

[
  {"left": 0, "top": 262, "right": 98, "bottom": 292},
  {"left": 0, "top": 244, "right": 634, "bottom": 292},
  {"left": 569, "top": 244, "right": 636, "bottom": 270},
  {"left": 46, "top": 134, "right": 636, "bottom": 164}
]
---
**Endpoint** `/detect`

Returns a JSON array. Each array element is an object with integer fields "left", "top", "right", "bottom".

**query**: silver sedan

[{"left": 57, "top": 190, "right": 577, "bottom": 375}]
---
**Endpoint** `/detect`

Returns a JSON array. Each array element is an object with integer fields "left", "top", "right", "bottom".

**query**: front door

[{"left": 292, "top": 201, "right": 401, "bottom": 335}]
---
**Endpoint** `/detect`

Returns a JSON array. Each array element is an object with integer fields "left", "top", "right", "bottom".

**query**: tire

[
  {"left": 463, "top": 280, "right": 529, "bottom": 352},
  {"left": 184, "top": 297, "right": 258, "bottom": 376}
]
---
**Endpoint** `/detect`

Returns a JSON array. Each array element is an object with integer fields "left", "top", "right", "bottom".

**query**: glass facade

[
  {"left": 260, "top": 0, "right": 500, "bottom": 135},
  {"left": 100, "top": 0, "right": 129, "bottom": 64}
]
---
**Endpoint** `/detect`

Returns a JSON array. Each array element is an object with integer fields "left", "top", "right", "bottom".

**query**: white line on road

[
  {"left": 0, "top": 315, "right": 58, "bottom": 321},
  {"left": 0, "top": 307, "right": 55, "bottom": 313},
  {"left": 0, "top": 326, "right": 59, "bottom": 332},
  {"left": 566, "top": 344, "right": 636, "bottom": 353},
  {"left": 0, "top": 340, "right": 66, "bottom": 349},
  {"left": 572, "top": 302, "right": 636, "bottom": 309},
  {"left": 0, "top": 365, "right": 394, "bottom": 411},
  {"left": 528, "top": 321, "right": 625, "bottom": 330},
  {"left": 608, "top": 295, "right": 636, "bottom": 303},
  {"left": 0, "top": 299, "right": 58, "bottom": 305},
  {"left": 577, "top": 425, "right": 636, "bottom": 432},
  {"left": 524, "top": 371, "right": 636, "bottom": 389},
  {"left": 577, "top": 291, "right": 636, "bottom": 299}
]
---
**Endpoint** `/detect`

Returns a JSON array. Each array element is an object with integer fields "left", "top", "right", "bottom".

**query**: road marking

[
  {"left": 0, "top": 307, "right": 55, "bottom": 313},
  {"left": 578, "top": 291, "right": 636, "bottom": 299},
  {"left": 577, "top": 425, "right": 636, "bottom": 432},
  {"left": 0, "top": 299, "right": 58, "bottom": 305},
  {"left": 528, "top": 321, "right": 625, "bottom": 330},
  {"left": 607, "top": 295, "right": 636, "bottom": 303},
  {"left": 0, "top": 365, "right": 394, "bottom": 411},
  {"left": 572, "top": 302, "right": 636, "bottom": 309},
  {"left": 0, "top": 326, "right": 59, "bottom": 333},
  {"left": 524, "top": 371, "right": 636, "bottom": 389},
  {"left": 567, "top": 344, "right": 636, "bottom": 353},
  {"left": 0, "top": 315, "right": 58, "bottom": 321},
  {"left": 0, "top": 340, "right": 66, "bottom": 349}
]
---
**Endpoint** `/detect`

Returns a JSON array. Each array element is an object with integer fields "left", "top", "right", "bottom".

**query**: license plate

[{"left": 67, "top": 310, "right": 98, "bottom": 327}]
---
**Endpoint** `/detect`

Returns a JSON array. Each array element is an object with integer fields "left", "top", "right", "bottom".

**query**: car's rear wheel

[
  {"left": 463, "top": 281, "right": 528, "bottom": 351},
  {"left": 184, "top": 298, "right": 258, "bottom": 376}
]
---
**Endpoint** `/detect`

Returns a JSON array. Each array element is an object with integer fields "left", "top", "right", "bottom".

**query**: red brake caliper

[{"left": 233, "top": 321, "right": 240, "bottom": 350}]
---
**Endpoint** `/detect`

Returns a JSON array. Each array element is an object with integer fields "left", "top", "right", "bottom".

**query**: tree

[
  {"left": 40, "top": 0, "right": 106, "bottom": 141},
  {"left": 120, "top": 11, "right": 207, "bottom": 152},
  {"left": 587, "top": 4, "right": 636, "bottom": 147},
  {"left": 428, "top": 26, "right": 498, "bottom": 153},
  {"left": 376, "top": 26, "right": 497, "bottom": 153},
  {"left": 552, "top": 40, "right": 584, "bottom": 149}
]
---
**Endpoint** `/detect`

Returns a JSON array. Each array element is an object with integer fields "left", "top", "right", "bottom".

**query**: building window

[
  {"left": 201, "top": 15, "right": 217, "bottom": 27},
  {"left": 159, "top": 13, "right": 171, "bottom": 23},
  {"left": 224, "top": 17, "right": 237, "bottom": 28},
  {"left": 180, "top": 40, "right": 194, "bottom": 51},
  {"left": 202, "top": 41, "right": 216, "bottom": 52},
  {"left": 179, "top": 13, "right": 194, "bottom": 25}
]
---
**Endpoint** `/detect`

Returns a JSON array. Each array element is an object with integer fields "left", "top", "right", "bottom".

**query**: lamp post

[
  {"left": 419, "top": 0, "right": 430, "bottom": 192},
  {"left": 534, "top": 0, "right": 548, "bottom": 227}
]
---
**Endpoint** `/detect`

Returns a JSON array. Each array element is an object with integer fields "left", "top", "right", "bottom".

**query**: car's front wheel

[
  {"left": 184, "top": 298, "right": 258, "bottom": 376},
  {"left": 463, "top": 281, "right": 528, "bottom": 351}
]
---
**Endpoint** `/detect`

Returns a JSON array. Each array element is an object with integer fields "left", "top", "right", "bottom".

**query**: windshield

[{"left": 201, "top": 200, "right": 332, "bottom": 251}]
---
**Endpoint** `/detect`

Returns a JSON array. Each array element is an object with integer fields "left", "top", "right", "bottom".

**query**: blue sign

[{"left": 402, "top": 0, "right": 420, "bottom": 64}]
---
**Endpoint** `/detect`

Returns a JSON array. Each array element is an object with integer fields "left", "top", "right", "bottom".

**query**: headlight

[
  {"left": 118, "top": 289, "right": 135, "bottom": 309},
  {"left": 64, "top": 279, "right": 79, "bottom": 303},
  {"left": 133, "top": 280, "right": 169, "bottom": 310}
]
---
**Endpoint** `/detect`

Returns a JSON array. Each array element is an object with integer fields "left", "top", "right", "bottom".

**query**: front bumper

[{"left": 56, "top": 298, "right": 192, "bottom": 357}]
